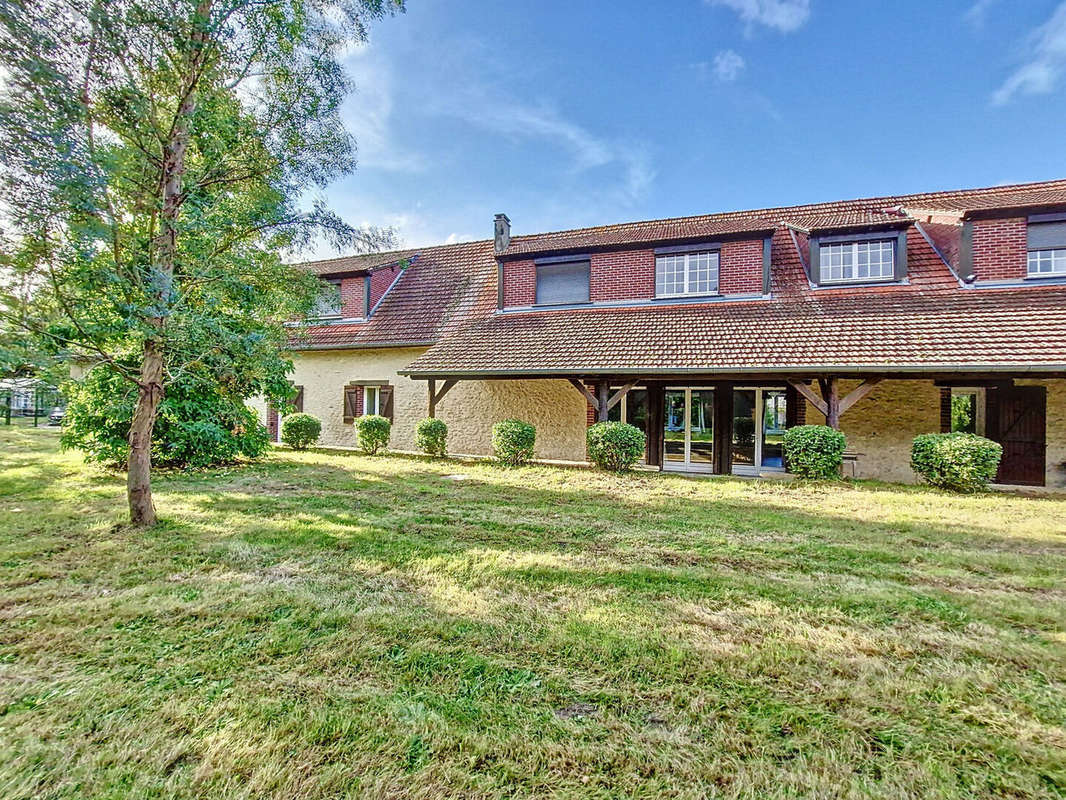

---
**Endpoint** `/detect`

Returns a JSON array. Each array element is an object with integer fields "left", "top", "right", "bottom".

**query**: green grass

[{"left": 1, "top": 426, "right": 1065, "bottom": 799}]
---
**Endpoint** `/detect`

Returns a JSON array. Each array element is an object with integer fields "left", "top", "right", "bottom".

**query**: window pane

[
  {"left": 536, "top": 261, "right": 590, "bottom": 305},
  {"left": 657, "top": 251, "right": 718, "bottom": 296},
  {"left": 731, "top": 389, "right": 757, "bottom": 467},
  {"left": 820, "top": 239, "right": 894, "bottom": 282},
  {"left": 689, "top": 389, "right": 715, "bottom": 464},
  {"left": 664, "top": 391, "right": 686, "bottom": 462},
  {"left": 1027, "top": 248, "right": 1066, "bottom": 276},
  {"left": 761, "top": 390, "right": 788, "bottom": 468},
  {"left": 312, "top": 280, "right": 342, "bottom": 317},
  {"left": 656, "top": 255, "right": 686, "bottom": 296}
]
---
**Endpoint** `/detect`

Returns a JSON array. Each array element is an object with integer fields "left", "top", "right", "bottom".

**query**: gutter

[
  {"left": 292, "top": 340, "right": 436, "bottom": 352},
  {"left": 400, "top": 363, "right": 1066, "bottom": 379}
]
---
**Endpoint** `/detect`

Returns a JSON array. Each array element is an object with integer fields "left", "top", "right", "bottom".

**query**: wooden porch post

[
  {"left": 819, "top": 378, "right": 841, "bottom": 430},
  {"left": 428, "top": 378, "right": 436, "bottom": 418},
  {"left": 596, "top": 380, "right": 610, "bottom": 422}
]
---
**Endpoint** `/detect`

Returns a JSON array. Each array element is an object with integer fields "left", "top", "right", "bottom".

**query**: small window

[
  {"left": 819, "top": 239, "right": 895, "bottom": 283},
  {"left": 1027, "top": 220, "right": 1066, "bottom": 277},
  {"left": 535, "top": 260, "right": 590, "bottom": 305},
  {"left": 655, "top": 251, "right": 719, "bottom": 297},
  {"left": 312, "top": 279, "right": 342, "bottom": 318},
  {"left": 364, "top": 385, "right": 380, "bottom": 416}
]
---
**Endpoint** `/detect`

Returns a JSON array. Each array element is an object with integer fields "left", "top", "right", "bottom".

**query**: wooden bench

[{"left": 842, "top": 450, "right": 863, "bottom": 479}]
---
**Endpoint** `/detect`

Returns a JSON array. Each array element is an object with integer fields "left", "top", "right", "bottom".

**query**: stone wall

[
  {"left": 802, "top": 379, "right": 941, "bottom": 483},
  {"left": 250, "top": 347, "right": 588, "bottom": 461}
]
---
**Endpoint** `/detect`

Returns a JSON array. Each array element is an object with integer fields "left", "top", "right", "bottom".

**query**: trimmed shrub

[
  {"left": 782, "top": 425, "right": 847, "bottom": 479},
  {"left": 280, "top": 413, "right": 321, "bottom": 450},
  {"left": 587, "top": 421, "right": 646, "bottom": 472},
  {"left": 911, "top": 433, "right": 1002, "bottom": 492},
  {"left": 492, "top": 419, "right": 536, "bottom": 466},
  {"left": 356, "top": 414, "right": 391, "bottom": 455},
  {"left": 415, "top": 417, "right": 448, "bottom": 458}
]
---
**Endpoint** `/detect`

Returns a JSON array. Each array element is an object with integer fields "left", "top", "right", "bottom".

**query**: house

[{"left": 261, "top": 179, "right": 1066, "bottom": 488}]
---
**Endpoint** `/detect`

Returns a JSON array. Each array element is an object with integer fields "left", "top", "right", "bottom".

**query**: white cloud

[
  {"left": 964, "top": 0, "right": 997, "bottom": 29},
  {"left": 712, "top": 49, "right": 746, "bottom": 82},
  {"left": 342, "top": 46, "right": 428, "bottom": 173},
  {"left": 992, "top": 2, "right": 1066, "bottom": 105},
  {"left": 704, "top": 0, "right": 811, "bottom": 33}
]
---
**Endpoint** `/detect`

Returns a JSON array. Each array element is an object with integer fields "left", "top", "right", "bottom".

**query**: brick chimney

[{"left": 494, "top": 213, "right": 511, "bottom": 254}]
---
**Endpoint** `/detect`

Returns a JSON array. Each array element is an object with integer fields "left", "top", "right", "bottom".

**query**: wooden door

[{"left": 996, "top": 386, "right": 1046, "bottom": 486}]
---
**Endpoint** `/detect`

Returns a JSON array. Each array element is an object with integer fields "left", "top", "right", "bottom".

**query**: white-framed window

[
  {"left": 1027, "top": 219, "right": 1066, "bottom": 277},
  {"left": 364, "top": 386, "right": 380, "bottom": 416},
  {"left": 655, "top": 251, "right": 719, "bottom": 297},
  {"left": 819, "top": 239, "right": 895, "bottom": 283},
  {"left": 1027, "top": 249, "right": 1066, "bottom": 276}
]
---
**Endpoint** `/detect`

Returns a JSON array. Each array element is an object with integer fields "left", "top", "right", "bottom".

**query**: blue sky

[{"left": 318, "top": 0, "right": 1066, "bottom": 254}]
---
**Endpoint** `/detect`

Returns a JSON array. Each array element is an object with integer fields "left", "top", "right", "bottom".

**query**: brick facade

[
  {"left": 591, "top": 249, "right": 655, "bottom": 301},
  {"left": 369, "top": 265, "right": 403, "bottom": 310},
  {"left": 719, "top": 239, "right": 765, "bottom": 294},
  {"left": 501, "top": 238, "right": 766, "bottom": 308},
  {"left": 971, "top": 217, "right": 1027, "bottom": 282},
  {"left": 340, "top": 277, "right": 365, "bottom": 318},
  {"left": 502, "top": 259, "right": 536, "bottom": 306}
]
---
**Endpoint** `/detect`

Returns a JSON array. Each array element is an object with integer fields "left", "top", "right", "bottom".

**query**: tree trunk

[
  {"left": 124, "top": 0, "right": 212, "bottom": 526},
  {"left": 127, "top": 339, "right": 164, "bottom": 526}
]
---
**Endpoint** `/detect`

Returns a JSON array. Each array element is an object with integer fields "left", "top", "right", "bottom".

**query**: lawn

[{"left": 1, "top": 427, "right": 1064, "bottom": 799}]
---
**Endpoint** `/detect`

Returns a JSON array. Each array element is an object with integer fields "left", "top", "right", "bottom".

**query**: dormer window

[
  {"left": 655, "top": 249, "right": 719, "bottom": 297},
  {"left": 1027, "top": 215, "right": 1066, "bottom": 277},
  {"left": 810, "top": 229, "right": 906, "bottom": 286},
  {"left": 312, "top": 279, "right": 342, "bottom": 318},
  {"left": 819, "top": 239, "right": 895, "bottom": 283}
]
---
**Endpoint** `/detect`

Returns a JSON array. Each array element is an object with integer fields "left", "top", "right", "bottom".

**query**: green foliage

[
  {"left": 586, "top": 421, "right": 646, "bottom": 472},
  {"left": 911, "top": 433, "right": 1003, "bottom": 492},
  {"left": 950, "top": 394, "right": 976, "bottom": 433},
  {"left": 0, "top": 0, "right": 403, "bottom": 518},
  {"left": 281, "top": 413, "right": 322, "bottom": 451},
  {"left": 492, "top": 419, "right": 536, "bottom": 466},
  {"left": 415, "top": 417, "right": 448, "bottom": 458},
  {"left": 61, "top": 364, "right": 269, "bottom": 469},
  {"left": 782, "top": 425, "right": 847, "bottom": 479},
  {"left": 356, "top": 414, "right": 391, "bottom": 455}
]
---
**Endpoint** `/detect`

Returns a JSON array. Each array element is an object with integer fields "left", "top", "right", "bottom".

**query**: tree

[{"left": 0, "top": 0, "right": 402, "bottom": 525}]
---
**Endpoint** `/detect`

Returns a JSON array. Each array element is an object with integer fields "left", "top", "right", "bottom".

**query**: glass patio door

[
  {"left": 732, "top": 387, "right": 788, "bottom": 474},
  {"left": 663, "top": 388, "right": 715, "bottom": 471}
]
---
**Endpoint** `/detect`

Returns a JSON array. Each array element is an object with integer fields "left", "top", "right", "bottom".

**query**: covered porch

[{"left": 415, "top": 371, "right": 1058, "bottom": 486}]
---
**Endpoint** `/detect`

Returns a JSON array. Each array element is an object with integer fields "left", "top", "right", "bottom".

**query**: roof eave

[{"left": 400, "top": 363, "right": 1066, "bottom": 380}]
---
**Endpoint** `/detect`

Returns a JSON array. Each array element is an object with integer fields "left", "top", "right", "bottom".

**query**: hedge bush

[
  {"left": 910, "top": 433, "right": 1002, "bottom": 492},
  {"left": 355, "top": 414, "right": 391, "bottom": 455},
  {"left": 61, "top": 364, "right": 270, "bottom": 469},
  {"left": 586, "top": 421, "right": 646, "bottom": 472},
  {"left": 782, "top": 425, "right": 847, "bottom": 479},
  {"left": 280, "top": 413, "right": 321, "bottom": 450},
  {"left": 492, "top": 419, "right": 536, "bottom": 466},
  {"left": 415, "top": 417, "right": 448, "bottom": 458}
]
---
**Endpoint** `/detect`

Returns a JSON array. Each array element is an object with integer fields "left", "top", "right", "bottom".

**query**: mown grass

[{"left": 0, "top": 426, "right": 1064, "bottom": 799}]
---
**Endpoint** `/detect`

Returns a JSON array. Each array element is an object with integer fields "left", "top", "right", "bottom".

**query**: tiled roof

[
  {"left": 403, "top": 230, "right": 1066, "bottom": 377},
  {"left": 295, "top": 249, "right": 421, "bottom": 277},
  {"left": 402, "top": 285, "right": 1066, "bottom": 377},
  {"left": 291, "top": 240, "right": 497, "bottom": 349},
  {"left": 292, "top": 178, "right": 1066, "bottom": 357},
  {"left": 501, "top": 178, "right": 1066, "bottom": 258}
]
